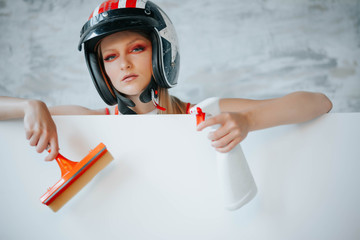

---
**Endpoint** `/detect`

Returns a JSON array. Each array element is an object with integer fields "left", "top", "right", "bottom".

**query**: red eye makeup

[{"left": 103, "top": 54, "right": 117, "bottom": 62}]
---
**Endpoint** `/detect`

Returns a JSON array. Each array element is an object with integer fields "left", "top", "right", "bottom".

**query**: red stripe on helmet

[
  {"left": 99, "top": 0, "right": 119, "bottom": 14},
  {"left": 106, "top": 0, "right": 120, "bottom": 11},
  {"left": 88, "top": 11, "right": 94, "bottom": 20},
  {"left": 126, "top": 0, "right": 137, "bottom": 8},
  {"left": 98, "top": 2, "right": 106, "bottom": 14}
]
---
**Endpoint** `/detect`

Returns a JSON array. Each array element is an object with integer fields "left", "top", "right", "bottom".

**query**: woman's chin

[{"left": 116, "top": 86, "right": 149, "bottom": 98}]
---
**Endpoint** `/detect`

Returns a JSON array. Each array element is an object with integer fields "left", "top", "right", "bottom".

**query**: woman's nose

[{"left": 119, "top": 55, "right": 132, "bottom": 70}]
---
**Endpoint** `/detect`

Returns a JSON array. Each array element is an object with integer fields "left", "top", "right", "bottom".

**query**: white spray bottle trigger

[{"left": 190, "top": 98, "right": 257, "bottom": 210}]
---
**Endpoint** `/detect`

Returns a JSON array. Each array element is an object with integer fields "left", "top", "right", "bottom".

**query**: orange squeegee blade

[{"left": 40, "top": 143, "right": 110, "bottom": 209}]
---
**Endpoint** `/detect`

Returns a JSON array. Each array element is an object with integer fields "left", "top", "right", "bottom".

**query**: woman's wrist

[
  {"left": 25, "top": 100, "right": 53, "bottom": 121},
  {"left": 242, "top": 108, "right": 256, "bottom": 132},
  {"left": 24, "top": 99, "right": 44, "bottom": 114}
]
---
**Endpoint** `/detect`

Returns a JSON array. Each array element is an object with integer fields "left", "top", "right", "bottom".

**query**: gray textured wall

[{"left": 0, "top": 0, "right": 359, "bottom": 112}]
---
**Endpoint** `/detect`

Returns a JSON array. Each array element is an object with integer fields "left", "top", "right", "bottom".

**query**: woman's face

[{"left": 100, "top": 31, "right": 153, "bottom": 98}]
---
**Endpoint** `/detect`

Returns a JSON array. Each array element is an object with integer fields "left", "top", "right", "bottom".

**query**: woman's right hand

[{"left": 23, "top": 100, "right": 59, "bottom": 161}]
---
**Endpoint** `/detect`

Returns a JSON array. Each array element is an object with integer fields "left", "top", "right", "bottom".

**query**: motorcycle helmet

[{"left": 78, "top": 0, "right": 180, "bottom": 113}]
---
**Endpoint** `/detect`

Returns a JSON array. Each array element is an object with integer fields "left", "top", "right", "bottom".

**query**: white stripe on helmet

[
  {"left": 118, "top": 0, "right": 126, "bottom": 8},
  {"left": 136, "top": 0, "right": 147, "bottom": 9},
  {"left": 93, "top": 4, "right": 101, "bottom": 17}
]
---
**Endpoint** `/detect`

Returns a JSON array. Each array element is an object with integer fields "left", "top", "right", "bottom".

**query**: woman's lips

[{"left": 122, "top": 74, "right": 138, "bottom": 82}]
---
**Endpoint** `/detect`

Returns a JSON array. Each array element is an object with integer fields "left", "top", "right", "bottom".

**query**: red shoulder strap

[
  {"left": 115, "top": 105, "right": 119, "bottom": 115},
  {"left": 186, "top": 102, "right": 191, "bottom": 114}
]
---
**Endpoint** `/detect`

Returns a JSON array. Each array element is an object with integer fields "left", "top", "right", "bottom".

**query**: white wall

[{"left": 0, "top": 0, "right": 359, "bottom": 111}]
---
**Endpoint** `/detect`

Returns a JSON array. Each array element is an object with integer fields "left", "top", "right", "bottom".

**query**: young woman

[{"left": 0, "top": 0, "right": 332, "bottom": 161}]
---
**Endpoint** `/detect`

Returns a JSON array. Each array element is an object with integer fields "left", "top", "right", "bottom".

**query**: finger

[
  {"left": 211, "top": 131, "right": 236, "bottom": 148},
  {"left": 29, "top": 132, "right": 40, "bottom": 147},
  {"left": 36, "top": 134, "right": 49, "bottom": 153},
  {"left": 45, "top": 138, "right": 59, "bottom": 161},
  {"left": 25, "top": 129, "right": 33, "bottom": 140},
  {"left": 208, "top": 125, "right": 230, "bottom": 141},
  {"left": 216, "top": 138, "right": 241, "bottom": 153},
  {"left": 197, "top": 116, "right": 221, "bottom": 131}
]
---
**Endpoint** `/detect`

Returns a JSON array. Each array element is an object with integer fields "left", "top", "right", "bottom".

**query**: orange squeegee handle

[
  {"left": 47, "top": 149, "right": 78, "bottom": 177},
  {"left": 55, "top": 154, "right": 78, "bottom": 177}
]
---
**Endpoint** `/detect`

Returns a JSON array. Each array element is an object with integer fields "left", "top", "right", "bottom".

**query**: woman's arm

[
  {"left": 0, "top": 96, "right": 33, "bottom": 120},
  {"left": 220, "top": 91, "right": 332, "bottom": 131},
  {"left": 197, "top": 91, "right": 332, "bottom": 153},
  {"left": 0, "top": 96, "right": 60, "bottom": 160},
  {"left": 0, "top": 96, "right": 106, "bottom": 119},
  {"left": 0, "top": 96, "right": 107, "bottom": 160}
]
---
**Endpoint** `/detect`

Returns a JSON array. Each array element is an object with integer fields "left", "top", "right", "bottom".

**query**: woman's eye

[
  {"left": 104, "top": 54, "right": 116, "bottom": 61},
  {"left": 131, "top": 46, "right": 145, "bottom": 53}
]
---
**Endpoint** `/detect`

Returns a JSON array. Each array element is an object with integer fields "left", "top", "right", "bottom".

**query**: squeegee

[{"left": 40, "top": 142, "right": 112, "bottom": 212}]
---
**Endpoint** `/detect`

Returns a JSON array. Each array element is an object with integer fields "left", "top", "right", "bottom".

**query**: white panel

[{"left": 0, "top": 113, "right": 360, "bottom": 240}]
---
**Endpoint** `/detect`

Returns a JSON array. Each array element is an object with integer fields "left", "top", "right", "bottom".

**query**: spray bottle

[{"left": 189, "top": 97, "right": 257, "bottom": 210}]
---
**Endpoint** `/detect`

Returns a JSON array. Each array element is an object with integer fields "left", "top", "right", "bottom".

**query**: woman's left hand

[{"left": 196, "top": 112, "right": 250, "bottom": 153}]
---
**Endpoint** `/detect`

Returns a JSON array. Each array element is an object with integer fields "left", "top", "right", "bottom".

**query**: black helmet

[{"left": 78, "top": 0, "right": 180, "bottom": 110}]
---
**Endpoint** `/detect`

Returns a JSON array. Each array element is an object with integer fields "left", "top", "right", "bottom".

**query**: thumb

[{"left": 45, "top": 139, "right": 59, "bottom": 161}]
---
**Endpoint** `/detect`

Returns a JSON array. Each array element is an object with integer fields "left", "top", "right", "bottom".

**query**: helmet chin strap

[
  {"left": 116, "top": 77, "right": 166, "bottom": 114},
  {"left": 115, "top": 91, "right": 136, "bottom": 114}
]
